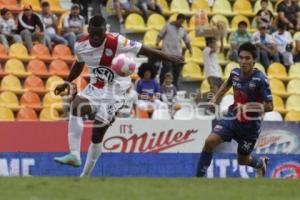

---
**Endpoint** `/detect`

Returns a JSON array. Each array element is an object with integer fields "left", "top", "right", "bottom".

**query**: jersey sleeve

[
  {"left": 116, "top": 34, "right": 142, "bottom": 56},
  {"left": 226, "top": 69, "right": 235, "bottom": 86},
  {"left": 74, "top": 42, "right": 84, "bottom": 62},
  {"left": 260, "top": 75, "right": 273, "bottom": 102}
]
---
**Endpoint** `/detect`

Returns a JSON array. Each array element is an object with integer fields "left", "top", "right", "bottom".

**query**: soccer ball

[{"left": 111, "top": 54, "right": 136, "bottom": 77}]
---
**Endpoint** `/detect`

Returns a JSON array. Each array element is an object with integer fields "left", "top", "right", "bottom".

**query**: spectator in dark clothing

[
  {"left": 18, "top": 4, "right": 45, "bottom": 50},
  {"left": 72, "top": 0, "right": 88, "bottom": 23},
  {"left": 256, "top": 0, "right": 274, "bottom": 30},
  {"left": 277, "top": 0, "right": 300, "bottom": 31}
]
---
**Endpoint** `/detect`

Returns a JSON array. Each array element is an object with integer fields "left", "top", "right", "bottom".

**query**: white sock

[
  {"left": 80, "top": 143, "right": 102, "bottom": 177},
  {"left": 68, "top": 115, "right": 84, "bottom": 160}
]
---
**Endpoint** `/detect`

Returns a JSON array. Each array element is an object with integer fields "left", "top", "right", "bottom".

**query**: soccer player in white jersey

[{"left": 53, "top": 15, "right": 184, "bottom": 177}]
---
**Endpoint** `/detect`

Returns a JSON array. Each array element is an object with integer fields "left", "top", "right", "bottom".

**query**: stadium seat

[
  {"left": 269, "top": 79, "right": 288, "bottom": 97},
  {"left": 191, "top": 0, "right": 211, "bottom": 15},
  {"left": 170, "top": 0, "right": 192, "bottom": 15},
  {"left": 0, "top": 44, "right": 10, "bottom": 61},
  {"left": 43, "top": 92, "right": 63, "bottom": 110},
  {"left": 21, "top": 0, "right": 41, "bottom": 12},
  {"left": 224, "top": 62, "right": 239, "bottom": 78},
  {"left": 212, "top": 0, "right": 232, "bottom": 16},
  {"left": 273, "top": 95, "right": 286, "bottom": 114},
  {"left": 286, "top": 95, "right": 300, "bottom": 112},
  {"left": 17, "top": 107, "right": 38, "bottom": 121},
  {"left": 48, "top": 0, "right": 67, "bottom": 14},
  {"left": 39, "top": 107, "right": 60, "bottom": 121},
  {"left": 285, "top": 111, "right": 300, "bottom": 122},
  {"left": 233, "top": 0, "right": 254, "bottom": 17},
  {"left": 0, "top": 91, "right": 23, "bottom": 111},
  {"left": 52, "top": 44, "right": 75, "bottom": 63},
  {"left": 230, "top": 15, "right": 253, "bottom": 32},
  {"left": 210, "top": 14, "right": 230, "bottom": 30},
  {"left": 254, "top": 0, "right": 274, "bottom": 13},
  {"left": 268, "top": 62, "right": 290, "bottom": 81},
  {"left": 0, "top": 75, "right": 27, "bottom": 94},
  {"left": 174, "top": 106, "right": 195, "bottom": 120},
  {"left": 288, "top": 63, "right": 300, "bottom": 79},
  {"left": 46, "top": 75, "right": 64, "bottom": 92},
  {"left": 20, "top": 91, "right": 43, "bottom": 110},
  {"left": 4, "top": 59, "right": 31, "bottom": 77},
  {"left": 184, "top": 46, "right": 203, "bottom": 64},
  {"left": 49, "top": 59, "right": 70, "bottom": 77},
  {"left": 156, "top": 0, "right": 174, "bottom": 15},
  {"left": 0, "top": 64, "right": 6, "bottom": 77},
  {"left": 135, "top": 107, "right": 149, "bottom": 119},
  {"left": 263, "top": 111, "right": 283, "bottom": 121},
  {"left": 254, "top": 63, "right": 266, "bottom": 74},
  {"left": 220, "top": 94, "right": 234, "bottom": 113},
  {"left": 57, "top": 12, "right": 69, "bottom": 34},
  {"left": 217, "top": 52, "right": 228, "bottom": 65},
  {"left": 31, "top": 44, "right": 53, "bottom": 62},
  {"left": 125, "top": 13, "right": 149, "bottom": 33},
  {"left": 181, "top": 62, "right": 204, "bottom": 81},
  {"left": 0, "top": 0, "right": 22, "bottom": 12},
  {"left": 152, "top": 109, "right": 171, "bottom": 120},
  {"left": 27, "top": 59, "right": 52, "bottom": 78},
  {"left": 287, "top": 79, "right": 300, "bottom": 95},
  {"left": 9, "top": 43, "right": 34, "bottom": 61},
  {"left": 147, "top": 13, "right": 166, "bottom": 31},
  {"left": 24, "top": 75, "right": 46, "bottom": 94},
  {"left": 169, "top": 14, "right": 189, "bottom": 30},
  {"left": 189, "top": 31, "right": 205, "bottom": 48},
  {"left": 143, "top": 30, "right": 162, "bottom": 48},
  {"left": 72, "top": 76, "right": 88, "bottom": 91},
  {"left": 0, "top": 107, "right": 14, "bottom": 121},
  {"left": 200, "top": 79, "right": 210, "bottom": 93}
]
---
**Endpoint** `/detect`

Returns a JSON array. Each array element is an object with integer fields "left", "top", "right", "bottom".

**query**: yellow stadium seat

[
  {"left": 147, "top": 13, "right": 166, "bottom": 31},
  {"left": 212, "top": 0, "right": 233, "bottom": 16},
  {"left": 254, "top": 0, "right": 274, "bottom": 13},
  {"left": 288, "top": 63, "right": 300, "bottom": 79},
  {"left": 184, "top": 46, "right": 203, "bottom": 64},
  {"left": 169, "top": 14, "right": 189, "bottom": 30},
  {"left": 217, "top": 53, "right": 228, "bottom": 65},
  {"left": 43, "top": 92, "right": 63, "bottom": 110},
  {"left": 269, "top": 79, "right": 288, "bottom": 97},
  {"left": 188, "top": 15, "right": 195, "bottom": 31},
  {"left": 191, "top": 0, "right": 211, "bottom": 15},
  {"left": 9, "top": 43, "right": 34, "bottom": 61},
  {"left": 273, "top": 95, "right": 286, "bottom": 114},
  {"left": 0, "top": 75, "right": 27, "bottom": 94},
  {"left": 200, "top": 79, "right": 210, "bottom": 93},
  {"left": 233, "top": 0, "right": 254, "bottom": 17},
  {"left": 230, "top": 15, "right": 253, "bottom": 32},
  {"left": 189, "top": 31, "right": 205, "bottom": 48},
  {"left": 21, "top": 0, "right": 41, "bottom": 12},
  {"left": 268, "top": 62, "right": 290, "bottom": 81},
  {"left": 156, "top": 0, "right": 174, "bottom": 15},
  {"left": 254, "top": 63, "right": 266, "bottom": 74},
  {"left": 45, "top": 75, "right": 64, "bottom": 92},
  {"left": 48, "top": 0, "right": 67, "bottom": 14},
  {"left": 39, "top": 107, "right": 60, "bottom": 121},
  {"left": 287, "top": 79, "right": 300, "bottom": 95},
  {"left": 57, "top": 12, "right": 69, "bottom": 34},
  {"left": 285, "top": 111, "right": 300, "bottom": 122},
  {"left": 125, "top": 13, "right": 149, "bottom": 33},
  {"left": 4, "top": 59, "right": 31, "bottom": 78},
  {"left": 0, "top": 107, "right": 14, "bottom": 121},
  {"left": 0, "top": 91, "right": 23, "bottom": 111},
  {"left": 170, "top": 0, "right": 192, "bottom": 15},
  {"left": 293, "top": 31, "right": 300, "bottom": 40},
  {"left": 210, "top": 14, "right": 230, "bottom": 30},
  {"left": 181, "top": 62, "right": 204, "bottom": 81},
  {"left": 143, "top": 30, "right": 162, "bottom": 48},
  {"left": 224, "top": 62, "right": 239, "bottom": 78},
  {"left": 286, "top": 95, "right": 300, "bottom": 112}
]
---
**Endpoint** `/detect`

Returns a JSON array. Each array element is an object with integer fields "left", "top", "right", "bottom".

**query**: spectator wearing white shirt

[
  {"left": 253, "top": 24, "right": 280, "bottom": 69},
  {"left": 0, "top": 8, "right": 22, "bottom": 50},
  {"left": 40, "top": 1, "right": 68, "bottom": 50},
  {"left": 272, "top": 22, "right": 293, "bottom": 67},
  {"left": 62, "top": 4, "right": 87, "bottom": 52}
]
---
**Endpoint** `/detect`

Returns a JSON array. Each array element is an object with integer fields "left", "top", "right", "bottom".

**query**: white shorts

[{"left": 78, "top": 84, "right": 125, "bottom": 124}]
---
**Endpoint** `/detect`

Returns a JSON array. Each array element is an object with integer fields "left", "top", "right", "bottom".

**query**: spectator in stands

[
  {"left": 160, "top": 72, "right": 181, "bottom": 117},
  {"left": 255, "top": 0, "right": 274, "bottom": 31},
  {"left": 136, "top": 0, "right": 163, "bottom": 21},
  {"left": 136, "top": 63, "right": 166, "bottom": 116},
  {"left": 117, "top": 84, "right": 138, "bottom": 118},
  {"left": 156, "top": 14, "right": 192, "bottom": 88},
  {"left": 0, "top": 8, "right": 22, "bottom": 51},
  {"left": 203, "top": 37, "right": 223, "bottom": 95},
  {"left": 72, "top": 0, "right": 88, "bottom": 23},
  {"left": 62, "top": 3, "right": 86, "bottom": 52},
  {"left": 40, "top": 1, "right": 68, "bottom": 50},
  {"left": 113, "top": 0, "right": 142, "bottom": 24},
  {"left": 253, "top": 24, "right": 280, "bottom": 69},
  {"left": 18, "top": 4, "right": 46, "bottom": 51},
  {"left": 293, "top": 34, "right": 300, "bottom": 62},
  {"left": 277, "top": 0, "right": 300, "bottom": 31},
  {"left": 272, "top": 22, "right": 293, "bottom": 67},
  {"left": 229, "top": 21, "right": 253, "bottom": 62}
]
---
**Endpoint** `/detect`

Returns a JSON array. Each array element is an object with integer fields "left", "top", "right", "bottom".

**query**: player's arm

[{"left": 209, "top": 80, "right": 231, "bottom": 105}]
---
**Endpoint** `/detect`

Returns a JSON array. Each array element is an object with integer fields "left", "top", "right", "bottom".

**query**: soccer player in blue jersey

[{"left": 197, "top": 42, "right": 273, "bottom": 177}]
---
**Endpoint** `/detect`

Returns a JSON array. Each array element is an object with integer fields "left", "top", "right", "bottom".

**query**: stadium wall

[{"left": 0, "top": 120, "right": 299, "bottom": 178}]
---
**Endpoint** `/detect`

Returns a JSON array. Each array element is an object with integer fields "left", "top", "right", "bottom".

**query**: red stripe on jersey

[
  {"left": 77, "top": 35, "right": 90, "bottom": 43},
  {"left": 100, "top": 34, "right": 118, "bottom": 67}
]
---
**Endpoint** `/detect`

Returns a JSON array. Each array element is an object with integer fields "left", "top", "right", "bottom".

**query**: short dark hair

[
  {"left": 41, "top": 1, "right": 50, "bottom": 7},
  {"left": 138, "top": 62, "right": 157, "bottom": 79},
  {"left": 1, "top": 8, "right": 9, "bottom": 16},
  {"left": 205, "top": 37, "right": 217, "bottom": 46},
  {"left": 261, "top": 0, "right": 269, "bottom": 4},
  {"left": 277, "top": 22, "right": 287, "bottom": 30},
  {"left": 238, "top": 21, "right": 248, "bottom": 28},
  {"left": 177, "top": 14, "right": 186, "bottom": 21},
  {"left": 238, "top": 42, "right": 257, "bottom": 59},
  {"left": 89, "top": 15, "right": 106, "bottom": 27}
]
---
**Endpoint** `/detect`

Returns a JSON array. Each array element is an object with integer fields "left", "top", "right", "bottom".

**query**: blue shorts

[{"left": 212, "top": 118, "right": 261, "bottom": 155}]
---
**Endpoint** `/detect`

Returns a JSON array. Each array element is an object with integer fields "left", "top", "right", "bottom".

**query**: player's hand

[
  {"left": 54, "top": 82, "right": 70, "bottom": 96},
  {"left": 205, "top": 100, "right": 216, "bottom": 114}
]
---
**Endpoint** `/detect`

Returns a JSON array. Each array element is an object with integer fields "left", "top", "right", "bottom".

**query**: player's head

[
  {"left": 238, "top": 42, "right": 257, "bottom": 73},
  {"left": 175, "top": 14, "right": 186, "bottom": 27},
  {"left": 238, "top": 21, "right": 247, "bottom": 34},
  {"left": 88, "top": 15, "right": 107, "bottom": 47}
]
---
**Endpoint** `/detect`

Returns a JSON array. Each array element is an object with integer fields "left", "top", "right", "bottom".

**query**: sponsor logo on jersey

[
  {"left": 93, "top": 67, "right": 115, "bottom": 82},
  {"left": 272, "top": 163, "right": 300, "bottom": 179},
  {"left": 105, "top": 48, "right": 113, "bottom": 57},
  {"left": 214, "top": 124, "right": 223, "bottom": 132},
  {"left": 129, "top": 40, "right": 137, "bottom": 47},
  {"left": 249, "top": 81, "right": 256, "bottom": 90}
]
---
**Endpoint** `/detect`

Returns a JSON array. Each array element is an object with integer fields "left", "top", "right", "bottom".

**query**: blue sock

[
  {"left": 197, "top": 152, "right": 213, "bottom": 177},
  {"left": 248, "top": 156, "right": 263, "bottom": 169}
]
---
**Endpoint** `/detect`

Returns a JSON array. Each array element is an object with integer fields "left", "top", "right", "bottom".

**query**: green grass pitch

[{"left": 0, "top": 178, "right": 299, "bottom": 200}]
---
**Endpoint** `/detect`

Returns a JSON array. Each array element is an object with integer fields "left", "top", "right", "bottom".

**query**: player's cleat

[
  {"left": 256, "top": 157, "right": 269, "bottom": 177},
  {"left": 54, "top": 154, "right": 82, "bottom": 168}
]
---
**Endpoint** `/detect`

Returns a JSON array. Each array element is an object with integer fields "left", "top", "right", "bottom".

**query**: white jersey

[{"left": 74, "top": 33, "right": 142, "bottom": 102}]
